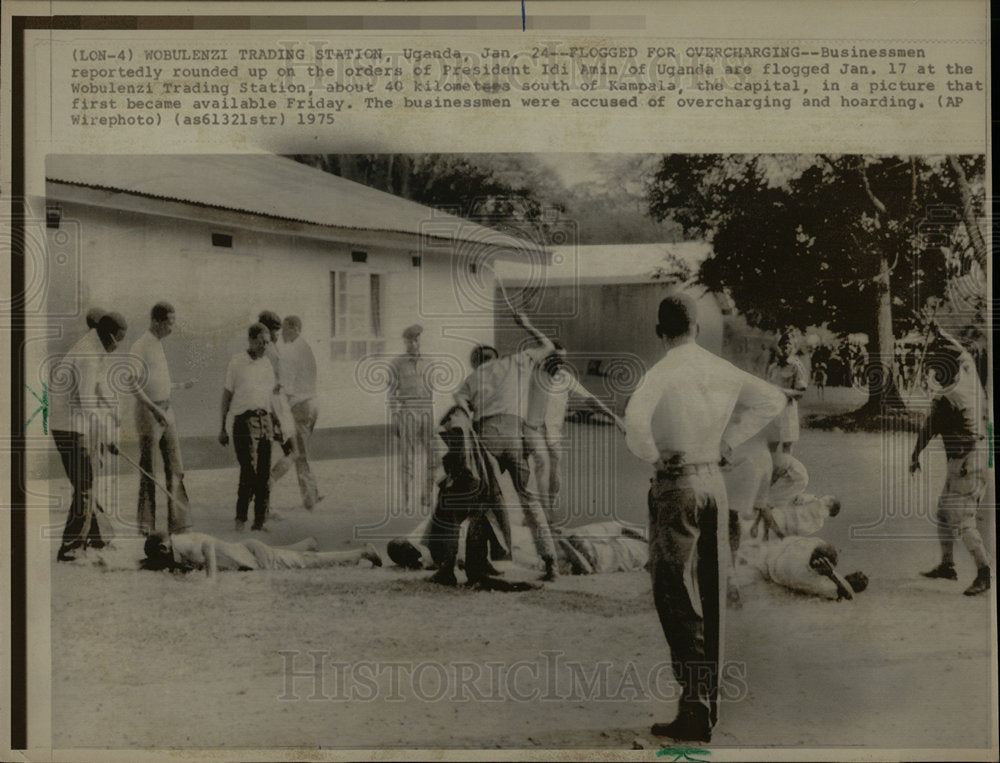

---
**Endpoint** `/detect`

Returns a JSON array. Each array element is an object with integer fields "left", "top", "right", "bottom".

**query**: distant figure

[
  {"left": 812, "top": 361, "right": 828, "bottom": 400},
  {"left": 388, "top": 324, "right": 436, "bottom": 517},
  {"left": 625, "top": 295, "right": 785, "bottom": 743},
  {"left": 270, "top": 315, "right": 321, "bottom": 510},
  {"left": 50, "top": 312, "right": 128, "bottom": 561},
  {"left": 129, "top": 301, "right": 193, "bottom": 536},
  {"left": 140, "top": 531, "right": 381, "bottom": 577},
  {"left": 765, "top": 332, "right": 808, "bottom": 456},
  {"left": 911, "top": 328, "right": 992, "bottom": 596},
  {"left": 219, "top": 323, "right": 275, "bottom": 532}
]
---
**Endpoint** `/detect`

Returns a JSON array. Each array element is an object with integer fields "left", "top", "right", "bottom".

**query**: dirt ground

[{"left": 44, "top": 388, "right": 997, "bottom": 757}]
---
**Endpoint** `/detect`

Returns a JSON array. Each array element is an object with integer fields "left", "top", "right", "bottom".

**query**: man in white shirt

[
  {"left": 49, "top": 312, "right": 128, "bottom": 561},
  {"left": 625, "top": 295, "right": 785, "bottom": 742},
  {"left": 524, "top": 339, "right": 625, "bottom": 518},
  {"left": 453, "top": 311, "right": 560, "bottom": 581},
  {"left": 130, "top": 301, "right": 194, "bottom": 535},
  {"left": 270, "top": 315, "right": 321, "bottom": 509},
  {"left": 219, "top": 323, "right": 276, "bottom": 532}
]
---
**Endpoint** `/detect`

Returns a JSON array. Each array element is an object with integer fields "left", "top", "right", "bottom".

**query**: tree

[
  {"left": 290, "top": 153, "right": 567, "bottom": 241},
  {"left": 646, "top": 154, "right": 985, "bottom": 418}
]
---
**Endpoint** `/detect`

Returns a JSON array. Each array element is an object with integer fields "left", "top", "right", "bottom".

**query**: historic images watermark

[{"left": 277, "top": 650, "right": 749, "bottom": 704}]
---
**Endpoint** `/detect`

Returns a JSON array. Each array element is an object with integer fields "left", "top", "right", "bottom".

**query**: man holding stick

[{"left": 129, "top": 301, "right": 194, "bottom": 536}]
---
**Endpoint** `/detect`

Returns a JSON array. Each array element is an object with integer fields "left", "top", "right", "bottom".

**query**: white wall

[{"left": 37, "top": 198, "right": 497, "bottom": 439}]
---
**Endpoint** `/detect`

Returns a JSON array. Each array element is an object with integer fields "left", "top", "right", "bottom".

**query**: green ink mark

[
  {"left": 656, "top": 746, "right": 711, "bottom": 762},
  {"left": 25, "top": 382, "right": 48, "bottom": 434},
  {"left": 988, "top": 421, "right": 994, "bottom": 468}
]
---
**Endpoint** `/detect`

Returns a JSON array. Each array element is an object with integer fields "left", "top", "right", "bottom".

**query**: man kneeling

[{"left": 141, "top": 531, "right": 382, "bottom": 577}]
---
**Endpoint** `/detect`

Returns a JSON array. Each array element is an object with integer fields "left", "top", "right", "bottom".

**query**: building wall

[
  {"left": 495, "top": 281, "right": 724, "bottom": 411},
  {"left": 35, "top": 198, "right": 496, "bottom": 442}
]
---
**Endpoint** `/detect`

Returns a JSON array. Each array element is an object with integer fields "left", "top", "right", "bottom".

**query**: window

[
  {"left": 330, "top": 271, "right": 385, "bottom": 361},
  {"left": 211, "top": 233, "right": 233, "bottom": 248}
]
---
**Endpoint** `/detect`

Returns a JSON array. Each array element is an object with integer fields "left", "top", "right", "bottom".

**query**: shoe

[
  {"left": 251, "top": 523, "right": 267, "bottom": 532},
  {"left": 234, "top": 520, "right": 246, "bottom": 532},
  {"left": 428, "top": 568, "right": 458, "bottom": 586},
  {"left": 56, "top": 547, "right": 77, "bottom": 562},
  {"left": 963, "top": 566, "right": 991, "bottom": 596},
  {"left": 362, "top": 543, "right": 383, "bottom": 568},
  {"left": 538, "top": 559, "right": 558, "bottom": 582},
  {"left": 921, "top": 562, "right": 957, "bottom": 580},
  {"left": 650, "top": 713, "right": 712, "bottom": 742}
]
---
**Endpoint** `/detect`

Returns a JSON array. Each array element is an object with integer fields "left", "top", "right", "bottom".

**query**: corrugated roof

[
  {"left": 45, "top": 154, "right": 546, "bottom": 252},
  {"left": 495, "top": 242, "right": 711, "bottom": 285}
]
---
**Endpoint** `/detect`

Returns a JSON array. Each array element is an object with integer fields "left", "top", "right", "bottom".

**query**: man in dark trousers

[
  {"left": 219, "top": 323, "right": 276, "bottom": 532},
  {"left": 911, "top": 327, "right": 992, "bottom": 596},
  {"left": 49, "top": 311, "right": 128, "bottom": 561},
  {"left": 625, "top": 295, "right": 784, "bottom": 742}
]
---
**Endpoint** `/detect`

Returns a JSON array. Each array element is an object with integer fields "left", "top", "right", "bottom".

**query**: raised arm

[{"left": 513, "top": 311, "right": 555, "bottom": 361}]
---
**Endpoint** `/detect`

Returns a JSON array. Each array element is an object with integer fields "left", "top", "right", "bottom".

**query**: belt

[
  {"left": 236, "top": 408, "right": 269, "bottom": 418},
  {"left": 655, "top": 462, "right": 720, "bottom": 478}
]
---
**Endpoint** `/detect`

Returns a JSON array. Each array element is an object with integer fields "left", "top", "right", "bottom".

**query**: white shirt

[
  {"left": 625, "top": 341, "right": 786, "bottom": 465},
  {"left": 770, "top": 495, "right": 829, "bottom": 537},
  {"left": 525, "top": 365, "right": 590, "bottom": 438},
  {"left": 278, "top": 336, "right": 317, "bottom": 405},
  {"left": 49, "top": 330, "right": 116, "bottom": 434},
  {"left": 456, "top": 348, "right": 548, "bottom": 422},
  {"left": 130, "top": 330, "right": 172, "bottom": 402},
  {"left": 224, "top": 352, "right": 275, "bottom": 416}
]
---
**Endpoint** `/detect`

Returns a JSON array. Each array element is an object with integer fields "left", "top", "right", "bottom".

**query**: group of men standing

[{"left": 50, "top": 304, "right": 321, "bottom": 558}]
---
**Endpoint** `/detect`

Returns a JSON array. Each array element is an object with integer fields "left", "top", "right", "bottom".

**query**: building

[
  {"left": 494, "top": 243, "right": 726, "bottom": 412},
  {"left": 39, "top": 154, "right": 546, "bottom": 450}
]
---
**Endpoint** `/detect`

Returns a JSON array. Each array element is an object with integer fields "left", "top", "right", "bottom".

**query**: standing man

[
  {"left": 911, "top": 328, "right": 992, "bottom": 596},
  {"left": 388, "top": 324, "right": 436, "bottom": 517},
  {"left": 454, "top": 311, "right": 560, "bottom": 581},
  {"left": 49, "top": 312, "right": 128, "bottom": 561},
  {"left": 130, "top": 301, "right": 194, "bottom": 536},
  {"left": 220, "top": 323, "right": 276, "bottom": 532},
  {"left": 625, "top": 295, "right": 785, "bottom": 742},
  {"left": 524, "top": 339, "right": 624, "bottom": 518},
  {"left": 270, "top": 315, "right": 321, "bottom": 510}
]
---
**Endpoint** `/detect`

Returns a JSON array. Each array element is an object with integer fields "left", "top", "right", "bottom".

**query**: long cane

[{"left": 114, "top": 447, "right": 190, "bottom": 511}]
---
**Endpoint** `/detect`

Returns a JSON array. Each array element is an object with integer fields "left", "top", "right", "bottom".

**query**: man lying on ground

[
  {"left": 141, "top": 531, "right": 382, "bottom": 578},
  {"left": 751, "top": 492, "right": 841, "bottom": 540},
  {"left": 758, "top": 535, "right": 868, "bottom": 601}
]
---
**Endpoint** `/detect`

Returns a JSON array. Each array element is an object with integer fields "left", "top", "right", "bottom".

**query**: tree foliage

[{"left": 646, "top": 154, "right": 985, "bottom": 410}]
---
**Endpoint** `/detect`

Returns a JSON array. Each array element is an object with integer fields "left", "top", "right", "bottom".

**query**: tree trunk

[
  {"left": 859, "top": 253, "right": 906, "bottom": 413},
  {"left": 946, "top": 155, "right": 987, "bottom": 270}
]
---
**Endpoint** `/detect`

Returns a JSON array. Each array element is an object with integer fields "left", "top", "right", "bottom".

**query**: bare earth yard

[{"left": 45, "top": 389, "right": 996, "bottom": 756}]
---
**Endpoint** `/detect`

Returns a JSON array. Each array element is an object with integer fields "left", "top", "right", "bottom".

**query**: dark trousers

[
  {"left": 136, "top": 402, "right": 190, "bottom": 535},
  {"left": 233, "top": 410, "right": 272, "bottom": 527},
  {"left": 647, "top": 469, "right": 728, "bottom": 728},
  {"left": 52, "top": 429, "right": 108, "bottom": 551}
]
